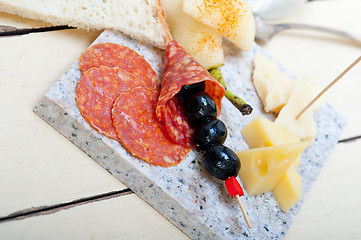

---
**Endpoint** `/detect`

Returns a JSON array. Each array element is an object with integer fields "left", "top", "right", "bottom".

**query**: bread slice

[{"left": 0, "top": 0, "right": 171, "bottom": 49}]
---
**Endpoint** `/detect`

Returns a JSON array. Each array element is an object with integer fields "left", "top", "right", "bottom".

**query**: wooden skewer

[
  {"left": 296, "top": 55, "right": 361, "bottom": 120},
  {"left": 235, "top": 194, "right": 252, "bottom": 229}
]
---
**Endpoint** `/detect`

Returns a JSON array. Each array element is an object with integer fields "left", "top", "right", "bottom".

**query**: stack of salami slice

[{"left": 76, "top": 41, "right": 224, "bottom": 167}]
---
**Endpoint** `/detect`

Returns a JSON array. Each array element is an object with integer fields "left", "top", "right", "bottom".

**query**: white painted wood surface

[
  {"left": 0, "top": 194, "right": 187, "bottom": 240},
  {"left": 1, "top": 1, "right": 361, "bottom": 239},
  {"left": 0, "top": 14, "right": 127, "bottom": 217}
]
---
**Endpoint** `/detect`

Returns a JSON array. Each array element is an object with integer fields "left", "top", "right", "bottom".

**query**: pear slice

[
  {"left": 183, "top": 0, "right": 255, "bottom": 51},
  {"left": 236, "top": 141, "right": 310, "bottom": 196},
  {"left": 161, "top": 0, "right": 224, "bottom": 69}
]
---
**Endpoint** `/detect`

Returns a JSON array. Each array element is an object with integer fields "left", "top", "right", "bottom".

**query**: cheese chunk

[
  {"left": 272, "top": 165, "right": 302, "bottom": 212},
  {"left": 241, "top": 116, "right": 300, "bottom": 148},
  {"left": 275, "top": 77, "right": 316, "bottom": 141},
  {"left": 241, "top": 116, "right": 304, "bottom": 211},
  {"left": 311, "top": 83, "right": 327, "bottom": 111},
  {"left": 161, "top": 0, "right": 224, "bottom": 69},
  {"left": 252, "top": 53, "right": 295, "bottom": 113},
  {"left": 272, "top": 153, "right": 303, "bottom": 212},
  {"left": 236, "top": 142, "right": 310, "bottom": 196}
]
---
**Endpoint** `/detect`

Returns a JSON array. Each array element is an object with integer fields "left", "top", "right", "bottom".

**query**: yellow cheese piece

[
  {"left": 241, "top": 116, "right": 304, "bottom": 211},
  {"left": 275, "top": 76, "right": 316, "bottom": 141},
  {"left": 236, "top": 142, "right": 310, "bottom": 196},
  {"left": 272, "top": 165, "right": 302, "bottom": 212},
  {"left": 241, "top": 116, "right": 301, "bottom": 148},
  {"left": 252, "top": 53, "right": 295, "bottom": 114},
  {"left": 272, "top": 152, "right": 302, "bottom": 212}
]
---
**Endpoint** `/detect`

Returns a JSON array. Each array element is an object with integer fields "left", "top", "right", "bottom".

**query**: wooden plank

[
  {"left": 0, "top": 189, "right": 131, "bottom": 222},
  {"left": 0, "top": 194, "right": 189, "bottom": 240},
  {"left": 0, "top": 14, "right": 130, "bottom": 217},
  {"left": 1, "top": 1, "right": 361, "bottom": 239},
  {"left": 0, "top": 140, "right": 360, "bottom": 240},
  {"left": 286, "top": 140, "right": 361, "bottom": 240}
]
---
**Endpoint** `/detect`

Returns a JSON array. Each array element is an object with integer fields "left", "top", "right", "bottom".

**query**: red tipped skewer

[{"left": 225, "top": 176, "right": 252, "bottom": 229}]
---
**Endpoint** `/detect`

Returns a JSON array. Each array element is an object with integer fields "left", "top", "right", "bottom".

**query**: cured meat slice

[
  {"left": 156, "top": 40, "right": 225, "bottom": 147},
  {"left": 162, "top": 97, "right": 194, "bottom": 147},
  {"left": 76, "top": 66, "right": 147, "bottom": 139},
  {"left": 79, "top": 43, "right": 159, "bottom": 91},
  {"left": 112, "top": 87, "right": 190, "bottom": 167}
]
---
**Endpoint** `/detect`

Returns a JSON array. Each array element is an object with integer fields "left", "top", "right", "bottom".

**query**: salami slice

[
  {"left": 156, "top": 40, "right": 225, "bottom": 147},
  {"left": 161, "top": 97, "right": 194, "bottom": 147},
  {"left": 112, "top": 87, "right": 190, "bottom": 167},
  {"left": 79, "top": 43, "right": 159, "bottom": 91},
  {"left": 76, "top": 66, "right": 148, "bottom": 139}
]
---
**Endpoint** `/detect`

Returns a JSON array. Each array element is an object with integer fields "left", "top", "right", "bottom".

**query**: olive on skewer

[
  {"left": 203, "top": 144, "right": 252, "bottom": 228},
  {"left": 178, "top": 81, "right": 206, "bottom": 99},
  {"left": 202, "top": 144, "right": 240, "bottom": 180},
  {"left": 193, "top": 119, "right": 227, "bottom": 151},
  {"left": 178, "top": 82, "right": 252, "bottom": 229},
  {"left": 184, "top": 92, "right": 218, "bottom": 127}
]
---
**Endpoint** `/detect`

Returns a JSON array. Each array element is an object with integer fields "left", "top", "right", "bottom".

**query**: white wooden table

[{"left": 1, "top": 1, "right": 361, "bottom": 239}]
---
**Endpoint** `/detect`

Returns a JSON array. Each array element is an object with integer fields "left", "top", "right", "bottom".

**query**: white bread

[{"left": 0, "top": 0, "right": 171, "bottom": 49}]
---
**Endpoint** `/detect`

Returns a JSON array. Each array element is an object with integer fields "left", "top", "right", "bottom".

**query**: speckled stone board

[{"left": 34, "top": 30, "right": 346, "bottom": 240}]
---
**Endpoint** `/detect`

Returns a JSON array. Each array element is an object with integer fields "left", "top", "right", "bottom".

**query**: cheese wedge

[
  {"left": 241, "top": 116, "right": 301, "bottom": 148},
  {"left": 272, "top": 143, "right": 303, "bottom": 212},
  {"left": 236, "top": 142, "right": 310, "bottom": 196},
  {"left": 275, "top": 77, "right": 316, "bottom": 141},
  {"left": 241, "top": 116, "right": 305, "bottom": 211},
  {"left": 252, "top": 53, "right": 296, "bottom": 114},
  {"left": 311, "top": 83, "right": 327, "bottom": 111},
  {"left": 273, "top": 162, "right": 302, "bottom": 212}
]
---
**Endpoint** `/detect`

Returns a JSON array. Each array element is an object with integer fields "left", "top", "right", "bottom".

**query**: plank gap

[
  {"left": 338, "top": 135, "right": 361, "bottom": 143},
  {"left": 0, "top": 25, "right": 75, "bottom": 37},
  {"left": 0, "top": 188, "right": 133, "bottom": 223}
]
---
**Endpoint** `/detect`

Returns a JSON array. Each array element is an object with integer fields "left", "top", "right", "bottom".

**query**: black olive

[
  {"left": 178, "top": 81, "right": 205, "bottom": 99},
  {"left": 202, "top": 145, "right": 240, "bottom": 180},
  {"left": 184, "top": 92, "right": 217, "bottom": 127},
  {"left": 193, "top": 119, "right": 227, "bottom": 151}
]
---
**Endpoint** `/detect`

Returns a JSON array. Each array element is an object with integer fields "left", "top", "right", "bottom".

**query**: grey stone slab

[{"left": 34, "top": 30, "right": 346, "bottom": 240}]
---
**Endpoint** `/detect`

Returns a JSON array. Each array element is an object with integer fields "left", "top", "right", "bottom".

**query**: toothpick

[
  {"left": 296, "top": 55, "right": 361, "bottom": 120},
  {"left": 235, "top": 194, "right": 252, "bottom": 229}
]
